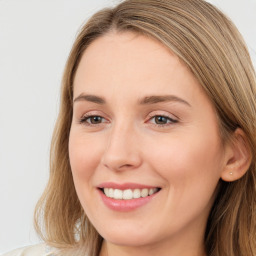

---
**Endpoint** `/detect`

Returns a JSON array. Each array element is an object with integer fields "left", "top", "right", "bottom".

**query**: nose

[{"left": 101, "top": 123, "right": 142, "bottom": 172}]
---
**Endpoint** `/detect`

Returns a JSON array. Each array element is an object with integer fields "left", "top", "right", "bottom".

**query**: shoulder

[{"left": 1, "top": 244, "right": 55, "bottom": 256}]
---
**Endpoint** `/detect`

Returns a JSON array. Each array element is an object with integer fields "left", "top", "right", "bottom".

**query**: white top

[{"left": 1, "top": 244, "right": 55, "bottom": 256}]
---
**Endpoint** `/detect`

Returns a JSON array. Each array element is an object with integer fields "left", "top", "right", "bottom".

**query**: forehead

[
  {"left": 73, "top": 31, "right": 202, "bottom": 101},
  {"left": 80, "top": 31, "right": 178, "bottom": 64}
]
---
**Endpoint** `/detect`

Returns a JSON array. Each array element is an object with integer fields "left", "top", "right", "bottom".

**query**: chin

[
  {"left": 99, "top": 226, "right": 164, "bottom": 248},
  {"left": 105, "top": 236, "right": 151, "bottom": 247}
]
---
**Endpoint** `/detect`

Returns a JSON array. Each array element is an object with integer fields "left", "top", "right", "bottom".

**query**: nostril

[
  {"left": 117, "top": 164, "right": 133, "bottom": 169},
  {"left": 103, "top": 162, "right": 140, "bottom": 172}
]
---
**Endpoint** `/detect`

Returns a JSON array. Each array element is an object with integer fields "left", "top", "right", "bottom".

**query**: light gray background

[{"left": 0, "top": 0, "right": 255, "bottom": 254}]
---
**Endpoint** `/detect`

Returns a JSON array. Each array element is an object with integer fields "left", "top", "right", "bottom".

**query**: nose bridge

[{"left": 101, "top": 118, "right": 141, "bottom": 171}]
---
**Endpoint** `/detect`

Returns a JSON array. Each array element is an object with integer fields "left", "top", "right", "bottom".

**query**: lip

[{"left": 97, "top": 182, "right": 160, "bottom": 212}]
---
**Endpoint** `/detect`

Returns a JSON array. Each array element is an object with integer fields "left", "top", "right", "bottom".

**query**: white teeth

[
  {"left": 141, "top": 188, "right": 148, "bottom": 197},
  {"left": 149, "top": 188, "right": 154, "bottom": 195},
  {"left": 123, "top": 189, "right": 133, "bottom": 200},
  {"left": 114, "top": 189, "right": 123, "bottom": 199},
  {"left": 103, "top": 188, "right": 159, "bottom": 200},
  {"left": 104, "top": 188, "right": 109, "bottom": 197},
  {"left": 109, "top": 188, "right": 114, "bottom": 198},
  {"left": 133, "top": 189, "right": 141, "bottom": 199}
]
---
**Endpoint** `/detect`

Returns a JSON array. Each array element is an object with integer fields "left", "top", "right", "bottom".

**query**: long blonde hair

[{"left": 34, "top": 0, "right": 256, "bottom": 255}]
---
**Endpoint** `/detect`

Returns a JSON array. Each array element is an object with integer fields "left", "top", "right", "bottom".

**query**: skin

[{"left": 69, "top": 31, "right": 234, "bottom": 256}]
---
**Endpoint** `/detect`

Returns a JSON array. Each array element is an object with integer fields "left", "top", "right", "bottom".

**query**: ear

[{"left": 221, "top": 128, "right": 252, "bottom": 182}]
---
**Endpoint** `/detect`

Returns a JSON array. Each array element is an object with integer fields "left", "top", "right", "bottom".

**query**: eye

[
  {"left": 149, "top": 115, "right": 178, "bottom": 126},
  {"left": 154, "top": 116, "right": 169, "bottom": 125},
  {"left": 80, "top": 115, "right": 107, "bottom": 125}
]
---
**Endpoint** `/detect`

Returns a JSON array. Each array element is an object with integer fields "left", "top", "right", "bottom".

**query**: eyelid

[
  {"left": 79, "top": 110, "right": 108, "bottom": 119},
  {"left": 147, "top": 111, "right": 178, "bottom": 121}
]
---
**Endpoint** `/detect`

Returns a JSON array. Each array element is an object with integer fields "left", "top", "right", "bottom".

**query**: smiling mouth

[{"left": 100, "top": 187, "right": 161, "bottom": 200}]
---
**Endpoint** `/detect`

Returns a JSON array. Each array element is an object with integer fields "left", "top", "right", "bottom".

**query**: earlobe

[{"left": 221, "top": 128, "right": 252, "bottom": 182}]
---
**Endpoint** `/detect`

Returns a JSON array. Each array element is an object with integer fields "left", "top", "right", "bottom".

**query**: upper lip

[{"left": 98, "top": 182, "right": 160, "bottom": 190}]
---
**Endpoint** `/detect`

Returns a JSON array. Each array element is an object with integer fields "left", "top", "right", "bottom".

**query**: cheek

[
  {"left": 171, "top": 142, "right": 219, "bottom": 175},
  {"left": 68, "top": 131, "right": 104, "bottom": 185},
  {"left": 146, "top": 131, "right": 223, "bottom": 195},
  {"left": 144, "top": 134, "right": 223, "bottom": 232},
  {"left": 68, "top": 131, "right": 106, "bottom": 217}
]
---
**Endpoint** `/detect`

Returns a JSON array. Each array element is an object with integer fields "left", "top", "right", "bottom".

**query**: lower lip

[{"left": 98, "top": 189, "right": 159, "bottom": 212}]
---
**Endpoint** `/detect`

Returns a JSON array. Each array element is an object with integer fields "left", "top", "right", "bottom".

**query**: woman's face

[{"left": 69, "top": 31, "right": 228, "bottom": 253}]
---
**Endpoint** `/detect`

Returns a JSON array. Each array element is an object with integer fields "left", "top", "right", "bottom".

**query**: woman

[{"left": 3, "top": 0, "right": 256, "bottom": 255}]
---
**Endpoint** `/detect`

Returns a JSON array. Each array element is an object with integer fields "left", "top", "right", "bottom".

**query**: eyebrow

[
  {"left": 73, "top": 93, "right": 191, "bottom": 107},
  {"left": 139, "top": 95, "right": 191, "bottom": 107},
  {"left": 73, "top": 94, "right": 106, "bottom": 104}
]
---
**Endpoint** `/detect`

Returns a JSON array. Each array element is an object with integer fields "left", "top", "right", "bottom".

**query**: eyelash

[
  {"left": 79, "top": 114, "right": 178, "bottom": 127},
  {"left": 148, "top": 115, "right": 178, "bottom": 127},
  {"left": 79, "top": 114, "right": 108, "bottom": 126}
]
